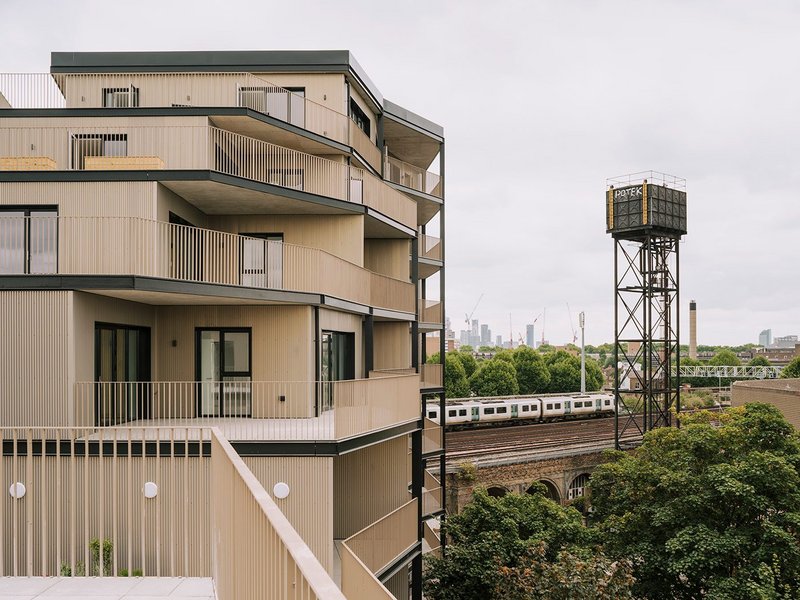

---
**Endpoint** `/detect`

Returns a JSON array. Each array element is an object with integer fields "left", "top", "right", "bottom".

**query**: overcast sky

[{"left": 2, "top": 0, "right": 798, "bottom": 346}]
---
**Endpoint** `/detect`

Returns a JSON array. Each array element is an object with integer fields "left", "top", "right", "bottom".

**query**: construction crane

[
  {"left": 530, "top": 312, "right": 542, "bottom": 347},
  {"left": 464, "top": 293, "right": 484, "bottom": 326},
  {"left": 566, "top": 302, "right": 578, "bottom": 344}
]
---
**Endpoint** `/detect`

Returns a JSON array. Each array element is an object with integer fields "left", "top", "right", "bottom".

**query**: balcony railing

[
  {"left": 420, "top": 234, "right": 442, "bottom": 261},
  {"left": 423, "top": 417, "right": 443, "bottom": 454},
  {"left": 421, "top": 299, "right": 443, "bottom": 324},
  {"left": 349, "top": 123, "right": 382, "bottom": 173},
  {"left": 211, "top": 429, "right": 346, "bottom": 599},
  {"left": 420, "top": 364, "right": 443, "bottom": 389},
  {"left": 72, "top": 375, "right": 421, "bottom": 441},
  {"left": 0, "top": 427, "right": 344, "bottom": 598},
  {"left": 423, "top": 520, "right": 442, "bottom": 557},
  {"left": 0, "top": 72, "right": 350, "bottom": 145},
  {"left": 423, "top": 471, "right": 444, "bottom": 516},
  {"left": 342, "top": 499, "right": 418, "bottom": 576},
  {"left": 385, "top": 155, "right": 442, "bottom": 198},
  {"left": 0, "top": 215, "right": 415, "bottom": 314},
  {"left": 0, "top": 125, "right": 417, "bottom": 228}
]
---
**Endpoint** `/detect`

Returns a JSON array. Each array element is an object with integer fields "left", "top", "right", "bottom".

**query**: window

[
  {"left": 448, "top": 409, "right": 457, "bottom": 418},
  {"left": 349, "top": 98, "right": 371, "bottom": 137},
  {"left": 575, "top": 401, "right": 582, "bottom": 408},
  {"left": 238, "top": 86, "right": 305, "bottom": 127},
  {"left": 320, "top": 330, "right": 356, "bottom": 413},
  {"left": 497, "top": 407, "right": 507, "bottom": 414},
  {"left": 555, "top": 403, "right": 562, "bottom": 409},
  {"left": 428, "top": 411, "right": 437, "bottom": 419},
  {"left": 70, "top": 133, "right": 128, "bottom": 169},
  {"left": 458, "top": 409, "right": 467, "bottom": 417},
  {"left": 568, "top": 474, "right": 591, "bottom": 500},
  {"left": 0, "top": 207, "right": 57, "bottom": 274},
  {"left": 605, "top": 399, "right": 611, "bottom": 405},
  {"left": 484, "top": 407, "right": 495, "bottom": 415},
  {"left": 103, "top": 86, "right": 139, "bottom": 108},
  {"left": 546, "top": 403, "right": 553, "bottom": 410},
  {"left": 522, "top": 405, "right": 529, "bottom": 412}
]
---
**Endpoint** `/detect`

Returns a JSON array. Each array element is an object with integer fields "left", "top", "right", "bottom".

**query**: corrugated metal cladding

[
  {"left": 242, "top": 456, "right": 333, "bottom": 574},
  {"left": 0, "top": 181, "right": 157, "bottom": 218},
  {"left": 373, "top": 322, "right": 412, "bottom": 370},
  {"left": 0, "top": 291, "right": 71, "bottom": 426},
  {"left": 0, "top": 453, "right": 211, "bottom": 577},
  {"left": 333, "top": 436, "right": 410, "bottom": 539},
  {"left": 154, "top": 305, "right": 314, "bottom": 382},
  {"left": 386, "top": 566, "right": 409, "bottom": 599}
]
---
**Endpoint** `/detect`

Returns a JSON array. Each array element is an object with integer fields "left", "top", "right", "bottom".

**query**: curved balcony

[
  {"left": 0, "top": 125, "right": 417, "bottom": 228},
  {"left": 0, "top": 215, "right": 415, "bottom": 314},
  {"left": 73, "top": 375, "right": 421, "bottom": 442}
]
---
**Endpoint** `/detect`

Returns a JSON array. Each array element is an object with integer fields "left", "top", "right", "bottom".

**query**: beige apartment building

[{"left": 0, "top": 51, "right": 445, "bottom": 599}]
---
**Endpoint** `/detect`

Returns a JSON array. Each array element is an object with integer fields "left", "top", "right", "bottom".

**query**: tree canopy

[
  {"left": 423, "top": 488, "right": 633, "bottom": 600},
  {"left": 469, "top": 359, "right": 519, "bottom": 397},
  {"left": 444, "top": 352, "right": 470, "bottom": 399},
  {"left": 511, "top": 347, "right": 550, "bottom": 394},
  {"left": 590, "top": 403, "right": 800, "bottom": 599},
  {"left": 781, "top": 356, "right": 800, "bottom": 379},
  {"left": 708, "top": 348, "right": 742, "bottom": 366},
  {"left": 748, "top": 354, "right": 771, "bottom": 367}
]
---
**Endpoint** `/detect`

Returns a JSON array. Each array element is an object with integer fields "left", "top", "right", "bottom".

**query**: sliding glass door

[
  {"left": 320, "top": 330, "right": 355, "bottom": 414},
  {"left": 94, "top": 324, "right": 151, "bottom": 426},
  {"left": 196, "top": 328, "right": 252, "bottom": 417}
]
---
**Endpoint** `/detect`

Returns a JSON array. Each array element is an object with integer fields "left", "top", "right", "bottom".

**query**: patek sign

[{"left": 613, "top": 185, "right": 643, "bottom": 200}]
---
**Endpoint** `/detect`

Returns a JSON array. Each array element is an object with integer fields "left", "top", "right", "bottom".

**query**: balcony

[
  {"left": 420, "top": 364, "right": 443, "bottom": 390},
  {"left": 420, "top": 234, "right": 442, "bottom": 261},
  {"left": 422, "top": 471, "right": 444, "bottom": 516},
  {"left": 0, "top": 215, "right": 415, "bottom": 314},
  {"left": 421, "top": 299, "right": 443, "bottom": 325},
  {"left": 340, "top": 499, "right": 418, "bottom": 598},
  {"left": 385, "top": 155, "right": 442, "bottom": 199},
  {"left": 0, "top": 125, "right": 417, "bottom": 229},
  {"left": 0, "top": 72, "right": 351, "bottom": 146},
  {"left": 73, "top": 375, "right": 421, "bottom": 442},
  {"left": 422, "top": 417, "right": 443, "bottom": 455},
  {"left": 0, "top": 426, "right": 346, "bottom": 599}
]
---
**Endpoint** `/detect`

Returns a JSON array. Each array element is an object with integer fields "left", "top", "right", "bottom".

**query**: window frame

[{"left": 0, "top": 205, "right": 58, "bottom": 274}]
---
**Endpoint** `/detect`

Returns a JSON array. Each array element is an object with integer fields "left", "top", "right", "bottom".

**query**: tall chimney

[{"left": 689, "top": 300, "right": 697, "bottom": 360}]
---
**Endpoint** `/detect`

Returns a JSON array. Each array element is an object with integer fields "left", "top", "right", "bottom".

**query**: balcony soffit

[{"left": 383, "top": 118, "right": 441, "bottom": 170}]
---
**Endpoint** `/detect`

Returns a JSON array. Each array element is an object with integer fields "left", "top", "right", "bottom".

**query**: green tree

[
  {"left": 469, "top": 359, "right": 519, "bottom": 397},
  {"left": 423, "top": 489, "right": 591, "bottom": 600},
  {"left": 512, "top": 347, "right": 550, "bottom": 394},
  {"left": 427, "top": 352, "right": 440, "bottom": 364},
  {"left": 709, "top": 348, "right": 742, "bottom": 366},
  {"left": 452, "top": 350, "right": 478, "bottom": 378},
  {"left": 444, "top": 352, "right": 470, "bottom": 399},
  {"left": 584, "top": 357, "right": 604, "bottom": 391},
  {"left": 543, "top": 351, "right": 581, "bottom": 393},
  {"left": 748, "top": 354, "right": 770, "bottom": 367},
  {"left": 493, "top": 350, "right": 514, "bottom": 364},
  {"left": 590, "top": 404, "right": 800, "bottom": 600},
  {"left": 781, "top": 356, "right": 800, "bottom": 379}
]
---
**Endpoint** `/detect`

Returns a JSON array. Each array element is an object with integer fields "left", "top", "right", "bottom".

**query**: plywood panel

[
  {"left": 0, "top": 291, "right": 71, "bottom": 426},
  {"left": 364, "top": 239, "right": 409, "bottom": 280},
  {"left": 333, "top": 436, "right": 410, "bottom": 539},
  {"left": 243, "top": 456, "right": 334, "bottom": 574}
]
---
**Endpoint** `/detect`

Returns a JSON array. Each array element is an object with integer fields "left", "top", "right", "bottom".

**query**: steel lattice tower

[{"left": 607, "top": 172, "right": 687, "bottom": 449}]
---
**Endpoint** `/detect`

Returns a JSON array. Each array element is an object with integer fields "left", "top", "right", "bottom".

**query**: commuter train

[{"left": 425, "top": 393, "right": 615, "bottom": 428}]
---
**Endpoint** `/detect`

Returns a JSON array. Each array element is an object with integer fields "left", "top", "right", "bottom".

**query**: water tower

[{"left": 606, "top": 171, "right": 687, "bottom": 449}]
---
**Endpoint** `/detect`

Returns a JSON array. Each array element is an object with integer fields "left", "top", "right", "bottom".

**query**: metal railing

[
  {"left": 677, "top": 365, "right": 783, "bottom": 379},
  {"left": 342, "top": 499, "right": 417, "bottom": 576},
  {"left": 423, "top": 418, "right": 443, "bottom": 454},
  {"left": 422, "top": 471, "right": 443, "bottom": 516},
  {"left": 421, "top": 299, "right": 443, "bottom": 324},
  {"left": 72, "top": 375, "right": 421, "bottom": 441},
  {"left": 0, "top": 215, "right": 414, "bottom": 313},
  {"left": 385, "top": 155, "right": 442, "bottom": 198},
  {"left": 423, "top": 520, "right": 441, "bottom": 557},
  {"left": 210, "top": 429, "right": 346, "bottom": 600},
  {"left": 0, "top": 72, "right": 350, "bottom": 145},
  {"left": 420, "top": 364, "right": 444, "bottom": 389},
  {"left": 0, "top": 426, "right": 344, "bottom": 598},
  {"left": 420, "top": 234, "right": 442, "bottom": 261},
  {"left": 0, "top": 125, "right": 417, "bottom": 228}
]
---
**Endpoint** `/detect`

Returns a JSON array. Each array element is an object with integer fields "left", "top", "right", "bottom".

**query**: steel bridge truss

[{"left": 614, "top": 235, "right": 680, "bottom": 449}]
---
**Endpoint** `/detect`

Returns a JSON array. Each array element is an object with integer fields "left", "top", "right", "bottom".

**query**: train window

[
  {"left": 497, "top": 407, "right": 507, "bottom": 414},
  {"left": 605, "top": 399, "right": 611, "bottom": 406},
  {"left": 448, "top": 409, "right": 457, "bottom": 417},
  {"left": 546, "top": 403, "right": 553, "bottom": 410},
  {"left": 522, "top": 405, "right": 529, "bottom": 412},
  {"left": 427, "top": 411, "right": 437, "bottom": 419},
  {"left": 484, "top": 407, "right": 495, "bottom": 415},
  {"left": 555, "top": 403, "right": 561, "bottom": 409},
  {"left": 532, "top": 405, "right": 538, "bottom": 411},
  {"left": 459, "top": 409, "right": 467, "bottom": 416},
  {"left": 575, "top": 401, "right": 582, "bottom": 408}
]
